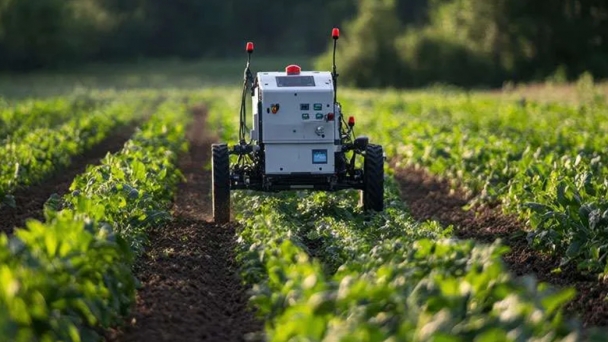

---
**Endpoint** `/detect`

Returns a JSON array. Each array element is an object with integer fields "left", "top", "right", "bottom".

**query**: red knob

[
  {"left": 246, "top": 42, "right": 254, "bottom": 53},
  {"left": 332, "top": 28, "right": 340, "bottom": 39},
  {"left": 348, "top": 116, "right": 355, "bottom": 126}
]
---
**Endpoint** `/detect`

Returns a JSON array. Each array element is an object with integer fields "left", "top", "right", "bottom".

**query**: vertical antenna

[
  {"left": 331, "top": 28, "right": 340, "bottom": 104},
  {"left": 239, "top": 42, "right": 254, "bottom": 144}
]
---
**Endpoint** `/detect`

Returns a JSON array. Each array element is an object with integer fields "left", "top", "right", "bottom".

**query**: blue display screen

[{"left": 312, "top": 149, "right": 328, "bottom": 164}]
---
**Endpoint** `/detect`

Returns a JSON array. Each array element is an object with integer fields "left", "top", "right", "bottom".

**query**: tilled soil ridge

[
  {"left": 394, "top": 165, "right": 608, "bottom": 327},
  {"left": 116, "top": 106, "right": 262, "bottom": 342},
  {"left": 0, "top": 124, "right": 137, "bottom": 235}
]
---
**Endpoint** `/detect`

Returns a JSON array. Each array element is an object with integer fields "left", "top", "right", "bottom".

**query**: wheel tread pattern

[
  {"left": 362, "top": 144, "right": 384, "bottom": 212},
  {"left": 212, "top": 143, "right": 230, "bottom": 223}
]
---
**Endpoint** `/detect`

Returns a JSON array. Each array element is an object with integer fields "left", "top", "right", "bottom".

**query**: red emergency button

[{"left": 286, "top": 64, "right": 301, "bottom": 75}]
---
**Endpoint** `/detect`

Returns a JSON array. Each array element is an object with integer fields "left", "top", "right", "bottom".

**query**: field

[{"left": 1, "top": 58, "right": 608, "bottom": 341}]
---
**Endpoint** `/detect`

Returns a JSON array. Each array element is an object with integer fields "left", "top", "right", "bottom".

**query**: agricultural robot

[{"left": 211, "top": 28, "right": 385, "bottom": 223}]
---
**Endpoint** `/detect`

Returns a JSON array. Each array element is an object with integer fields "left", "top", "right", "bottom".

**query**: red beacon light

[
  {"left": 285, "top": 64, "right": 301, "bottom": 75},
  {"left": 246, "top": 42, "right": 254, "bottom": 53},
  {"left": 348, "top": 116, "right": 355, "bottom": 127},
  {"left": 332, "top": 28, "right": 340, "bottom": 39}
]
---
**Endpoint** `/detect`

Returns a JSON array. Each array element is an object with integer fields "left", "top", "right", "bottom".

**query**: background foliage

[
  {"left": 0, "top": 0, "right": 606, "bottom": 87},
  {"left": 316, "top": 0, "right": 608, "bottom": 87}
]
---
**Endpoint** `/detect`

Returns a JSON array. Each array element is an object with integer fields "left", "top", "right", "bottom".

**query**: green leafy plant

[
  {"left": 0, "top": 98, "right": 189, "bottom": 341},
  {"left": 205, "top": 92, "right": 592, "bottom": 341},
  {"left": 339, "top": 89, "right": 608, "bottom": 277},
  {"left": 0, "top": 97, "right": 147, "bottom": 208}
]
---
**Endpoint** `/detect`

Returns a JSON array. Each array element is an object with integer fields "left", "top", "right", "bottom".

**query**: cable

[{"left": 239, "top": 64, "right": 254, "bottom": 144}]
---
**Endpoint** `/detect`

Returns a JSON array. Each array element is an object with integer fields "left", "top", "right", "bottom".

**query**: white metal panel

[
  {"left": 256, "top": 71, "right": 336, "bottom": 143},
  {"left": 264, "top": 143, "right": 335, "bottom": 174},
  {"left": 257, "top": 71, "right": 334, "bottom": 91},
  {"left": 253, "top": 69, "right": 339, "bottom": 174},
  {"left": 260, "top": 92, "right": 335, "bottom": 143},
  {"left": 250, "top": 87, "right": 260, "bottom": 141}
]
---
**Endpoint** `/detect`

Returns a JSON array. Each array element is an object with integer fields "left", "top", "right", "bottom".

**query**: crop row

[
  {"left": 204, "top": 91, "right": 592, "bottom": 340},
  {"left": 0, "top": 97, "right": 151, "bottom": 208},
  {"left": 0, "top": 95, "right": 106, "bottom": 141},
  {"left": 231, "top": 182, "right": 586, "bottom": 340},
  {"left": 337, "top": 89, "right": 608, "bottom": 277},
  {"left": 0, "top": 98, "right": 189, "bottom": 341}
]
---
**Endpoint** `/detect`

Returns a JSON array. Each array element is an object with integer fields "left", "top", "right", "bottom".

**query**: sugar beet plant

[
  {"left": 339, "top": 89, "right": 608, "bottom": 277},
  {"left": 0, "top": 95, "right": 104, "bottom": 141},
  {"left": 205, "top": 91, "right": 593, "bottom": 341},
  {"left": 0, "top": 98, "right": 189, "bottom": 341},
  {"left": 0, "top": 96, "right": 152, "bottom": 210}
]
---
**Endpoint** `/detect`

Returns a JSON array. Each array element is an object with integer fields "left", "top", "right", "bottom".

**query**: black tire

[
  {"left": 360, "top": 144, "right": 384, "bottom": 212},
  {"left": 212, "top": 143, "right": 230, "bottom": 224}
]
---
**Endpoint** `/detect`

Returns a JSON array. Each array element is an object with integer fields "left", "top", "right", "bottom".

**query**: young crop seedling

[{"left": 211, "top": 28, "right": 385, "bottom": 223}]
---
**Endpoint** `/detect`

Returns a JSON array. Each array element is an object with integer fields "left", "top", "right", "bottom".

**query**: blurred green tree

[
  {"left": 316, "top": 0, "right": 404, "bottom": 88},
  {"left": 317, "top": 0, "right": 608, "bottom": 87},
  {"left": 0, "top": 0, "right": 116, "bottom": 69},
  {"left": 0, "top": 0, "right": 605, "bottom": 87}
]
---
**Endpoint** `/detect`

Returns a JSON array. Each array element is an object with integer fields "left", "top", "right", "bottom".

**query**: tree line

[
  {"left": 317, "top": 0, "right": 608, "bottom": 87},
  {"left": 1, "top": 0, "right": 606, "bottom": 87},
  {"left": 0, "top": 0, "right": 356, "bottom": 71}
]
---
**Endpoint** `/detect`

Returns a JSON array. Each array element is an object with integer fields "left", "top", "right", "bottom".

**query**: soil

[
  {"left": 0, "top": 124, "right": 137, "bottom": 234},
  {"left": 393, "top": 165, "right": 608, "bottom": 328},
  {"left": 112, "top": 105, "right": 262, "bottom": 342}
]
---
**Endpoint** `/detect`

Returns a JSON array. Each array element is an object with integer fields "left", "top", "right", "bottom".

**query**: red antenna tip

[
  {"left": 348, "top": 116, "right": 355, "bottom": 126},
  {"left": 332, "top": 28, "right": 340, "bottom": 39}
]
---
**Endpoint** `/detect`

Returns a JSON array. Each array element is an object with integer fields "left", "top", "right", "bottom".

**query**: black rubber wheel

[
  {"left": 212, "top": 143, "right": 230, "bottom": 224},
  {"left": 360, "top": 144, "right": 384, "bottom": 212}
]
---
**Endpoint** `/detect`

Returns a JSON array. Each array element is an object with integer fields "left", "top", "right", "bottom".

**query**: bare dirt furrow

[
  {"left": 115, "top": 106, "right": 261, "bottom": 342},
  {"left": 394, "top": 165, "right": 608, "bottom": 328},
  {"left": 0, "top": 123, "right": 137, "bottom": 234}
]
